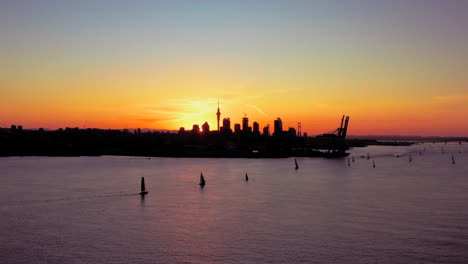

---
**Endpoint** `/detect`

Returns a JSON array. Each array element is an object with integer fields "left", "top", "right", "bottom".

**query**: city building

[
  {"left": 234, "top": 124, "right": 241, "bottom": 133},
  {"left": 202, "top": 122, "right": 210, "bottom": 133},
  {"left": 242, "top": 116, "right": 249, "bottom": 132},
  {"left": 221, "top": 118, "right": 231, "bottom": 133},
  {"left": 263, "top": 124, "right": 270, "bottom": 136},
  {"left": 274, "top": 118, "right": 283, "bottom": 136},
  {"left": 192, "top": 124, "right": 200, "bottom": 133},
  {"left": 253, "top": 121, "right": 260, "bottom": 134}
]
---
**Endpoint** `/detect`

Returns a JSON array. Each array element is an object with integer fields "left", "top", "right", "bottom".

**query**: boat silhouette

[
  {"left": 245, "top": 173, "right": 249, "bottom": 181},
  {"left": 139, "top": 177, "right": 148, "bottom": 195},
  {"left": 200, "top": 172, "right": 206, "bottom": 187},
  {"left": 295, "top": 159, "right": 299, "bottom": 170}
]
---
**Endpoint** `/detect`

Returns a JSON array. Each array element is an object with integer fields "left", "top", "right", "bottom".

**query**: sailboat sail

[
  {"left": 295, "top": 159, "right": 299, "bottom": 170},
  {"left": 200, "top": 172, "right": 206, "bottom": 186},
  {"left": 141, "top": 177, "right": 146, "bottom": 192},
  {"left": 140, "top": 177, "right": 148, "bottom": 195}
]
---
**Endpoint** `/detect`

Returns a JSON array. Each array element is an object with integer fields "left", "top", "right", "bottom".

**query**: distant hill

[{"left": 347, "top": 135, "right": 468, "bottom": 142}]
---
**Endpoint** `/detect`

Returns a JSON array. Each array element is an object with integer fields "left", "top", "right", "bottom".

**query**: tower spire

[{"left": 216, "top": 98, "right": 221, "bottom": 131}]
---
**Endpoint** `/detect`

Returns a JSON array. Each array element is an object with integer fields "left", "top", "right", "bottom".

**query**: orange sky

[{"left": 2, "top": 1, "right": 468, "bottom": 136}]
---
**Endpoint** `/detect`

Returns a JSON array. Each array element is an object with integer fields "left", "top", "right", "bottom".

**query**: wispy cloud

[
  {"left": 245, "top": 104, "right": 269, "bottom": 117},
  {"left": 433, "top": 93, "right": 468, "bottom": 103}
]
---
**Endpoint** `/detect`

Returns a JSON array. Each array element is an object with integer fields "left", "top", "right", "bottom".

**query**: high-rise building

[
  {"left": 192, "top": 124, "right": 200, "bottom": 133},
  {"left": 253, "top": 121, "right": 260, "bottom": 134},
  {"left": 274, "top": 118, "right": 283, "bottom": 136},
  {"left": 242, "top": 116, "right": 249, "bottom": 132},
  {"left": 263, "top": 124, "right": 270, "bottom": 136},
  {"left": 234, "top": 124, "right": 241, "bottom": 133},
  {"left": 216, "top": 99, "right": 221, "bottom": 131},
  {"left": 288, "top": 127, "right": 296, "bottom": 136},
  {"left": 222, "top": 118, "right": 231, "bottom": 132},
  {"left": 202, "top": 122, "right": 210, "bottom": 133}
]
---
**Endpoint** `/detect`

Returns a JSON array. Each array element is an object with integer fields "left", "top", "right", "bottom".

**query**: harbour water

[{"left": 1, "top": 143, "right": 467, "bottom": 263}]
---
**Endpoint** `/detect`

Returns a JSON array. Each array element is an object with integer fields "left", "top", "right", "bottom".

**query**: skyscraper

[
  {"left": 234, "top": 124, "right": 241, "bottom": 133},
  {"left": 202, "top": 122, "right": 210, "bottom": 133},
  {"left": 263, "top": 124, "right": 270, "bottom": 136},
  {"left": 274, "top": 118, "right": 283, "bottom": 136},
  {"left": 222, "top": 118, "right": 231, "bottom": 132},
  {"left": 242, "top": 116, "right": 249, "bottom": 132},
  {"left": 253, "top": 121, "right": 260, "bottom": 134}
]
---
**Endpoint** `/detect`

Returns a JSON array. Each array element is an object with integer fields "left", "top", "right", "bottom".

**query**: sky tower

[{"left": 216, "top": 98, "right": 221, "bottom": 131}]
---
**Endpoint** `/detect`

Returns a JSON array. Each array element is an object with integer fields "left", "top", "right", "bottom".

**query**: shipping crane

[{"left": 319, "top": 115, "right": 350, "bottom": 138}]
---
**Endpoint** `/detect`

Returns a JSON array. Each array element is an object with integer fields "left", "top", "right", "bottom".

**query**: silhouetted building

[
  {"left": 303, "top": 132, "right": 308, "bottom": 137},
  {"left": 234, "top": 124, "right": 241, "bottom": 133},
  {"left": 202, "top": 122, "right": 210, "bottom": 133},
  {"left": 192, "top": 124, "right": 200, "bottom": 133},
  {"left": 216, "top": 99, "right": 221, "bottom": 131},
  {"left": 178, "top": 127, "right": 185, "bottom": 134},
  {"left": 221, "top": 118, "right": 231, "bottom": 133},
  {"left": 242, "top": 116, "right": 249, "bottom": 132},
  {"left": 263, "top": 125, "right": 270, "bottom": 136},
  {"left": 288, "top": 127, "right": 297, "bottom": 136},
  {"left": 274, "top": 118, "right": 283, "bottom": 136},
  {"left": 10, "top": 125, "right": 16, "bottom": 131},
  {"left": 253, "top": 122, "right": 260, "bottom": 134}
]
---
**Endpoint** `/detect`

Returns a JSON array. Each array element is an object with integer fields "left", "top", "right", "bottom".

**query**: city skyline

[{"left": 2, "top": 1, "right": 468, "bottom": 136}]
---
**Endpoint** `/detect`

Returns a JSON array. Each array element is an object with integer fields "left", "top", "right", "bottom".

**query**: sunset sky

[{"left": 2, "top": 1, "right": 468, "bottom": 136}]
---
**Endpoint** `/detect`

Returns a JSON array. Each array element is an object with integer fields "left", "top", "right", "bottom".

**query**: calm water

[{"left": 1, "top": 143, "right": 467, "bottom": 264}]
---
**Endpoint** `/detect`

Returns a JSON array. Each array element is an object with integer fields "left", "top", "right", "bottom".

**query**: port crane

[{"left": 319, "top": 115, "right": 350, "bottom": 138}]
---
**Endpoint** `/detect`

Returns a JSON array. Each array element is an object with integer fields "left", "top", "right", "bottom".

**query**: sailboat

[
  {"left": 295, "top": 159, "right": 299, "bottom": 170},
  {"left": 372, "top": 159, "right": 376, "bottom": 168},
  {"left": 367, "top": 153, "right": 370, "bottom": 160},
  {"left": 452, "top": 155, "right": 456, "bottom": 165},
  {"left": 409, "top": 154, "right": 413, "bottom": 163},
  {"left": 352, "top": 156, "right": 355, "bottom": 162},
  {"left": 245, "top": 173, "right": 249, "bottom": 182},
  {"left": 200, "top": 172, "right": 206, "bottom": 187},
  {"left": 139, "top": 177, "right": 148, "bottom": 195}
]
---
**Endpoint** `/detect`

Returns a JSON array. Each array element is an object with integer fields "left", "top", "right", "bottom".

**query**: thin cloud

[
  {"left": 245, "top": 104, "right": 269, "bottom": 117},
  {"left": 433, "top": 93, "right": 468, "bottom": 103}
]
